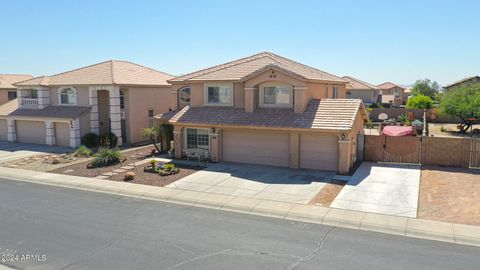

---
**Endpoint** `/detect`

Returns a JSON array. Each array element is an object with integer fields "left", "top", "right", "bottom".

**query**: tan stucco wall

[
  {"left": 126, "top": 86, "right": 171, "bottom": 144},
  {"left": 0, "top": 89, "right": 16, "bottom": 105},
  {"left": 347, "top": 89, "right": 377, "bottom": 104},
  {"left": 0, "top": 119, "right": 7, "bottom": 141}
]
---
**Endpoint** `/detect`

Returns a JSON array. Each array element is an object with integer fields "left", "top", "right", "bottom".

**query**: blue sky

[{"left": 1, "top": 0, "right": 478, "bottom": 85}]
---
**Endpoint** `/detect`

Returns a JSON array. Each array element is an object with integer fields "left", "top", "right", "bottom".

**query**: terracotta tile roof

[
  {"left": 6, "top": 106, "right": 90, "bottom": 119},
  {"left": 378, "top": 82, "right": 404, "bottom": 90},
  {"left": 0, "top": 74, "right": 33, "bottom": 89},
  {"left": 170, "top": 52, "right": 347, "bottom": 83},
  {"left": 343, "top": 76, "right": 380, "bottom": 90},
  {"left": 15, "top": 61, "right": 173, "bottom": 87},
  {"left": 444, "top": 75, "right": 480, "bottom": 89},
  {"left": 157, "top": 99, "right": 366, "bottom": 131}
]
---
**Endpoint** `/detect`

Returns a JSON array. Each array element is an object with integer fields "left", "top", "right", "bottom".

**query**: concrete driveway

[
  {"left": 166, "top": 162, "right": 336, "bottom": 204},
  {"left": 330, "top": 162, "right": 421, "bottom": 218},
  {"left": 0, "top": 141, "right": 72, "bottom": 164}
]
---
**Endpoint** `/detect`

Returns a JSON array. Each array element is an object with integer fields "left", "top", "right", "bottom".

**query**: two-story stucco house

[
  {"left": 0, "top": 60, "right": 173, "bottom": 147},
  {"left": 343, "top": 76, "right": 381, "bottom": 106},
  {"left": 0, "top": 74, "right": 33, "bottom": 105},
  {"left": 444, "top": 76, "right": 480, "bottom": 92},
  {"left": 157, "top": 52, "right": 367, "bottom": 174},
  {"left": 378, "top": 82, "right": 405, "bottom": 107}
]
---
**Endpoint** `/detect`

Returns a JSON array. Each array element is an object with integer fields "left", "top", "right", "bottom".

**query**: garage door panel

[
  {"left": 0, "top": 119, "right": 7, "bottom": 141},
  {"left": 17, "top": 120, "right": 46, "bottom": 145},
  {"left": 55, "top": 122, "right": 70, "bottom": 147},
  {"left": 300, "top": 134, "right": 338, "bottom": 171},
  {"left": 223, "top": 131, "right": 289, "bottom": 167}
]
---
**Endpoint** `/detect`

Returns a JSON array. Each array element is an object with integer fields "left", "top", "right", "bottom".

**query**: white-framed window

[
  {"left": 325, "top": 85, "right": 329, "bottom": 98},
  {"left": 259, "top": 84, "right": 293, "bottom": 107},
  {"left": 394, "top": 89, "right": 400, "bottom": 96},
  {"left": 178, "top": 87, "right": 191, "bottom": 108},
  {"left": 25, "top": 89, "right": 38, "bottom": 99},
  {"left": 185, "top": 128, "right": 210, "bottom": 150},
  {"left": 58, "top": 87, "right": 77, "bottom": 105},
  {"left": 204, "top": 84, "right": 233, "bottom": 106},
  {"left": 333, "top": 85, "right": 339, "bottom": 99}
]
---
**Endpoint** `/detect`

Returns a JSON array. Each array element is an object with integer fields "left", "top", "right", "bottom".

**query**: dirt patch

[
  {"left": 110, "top": 163, "right": 203, "bottom": 187},
  {"left": 308, "top": 180, "right": 346, "bottom": 206},
  {"left": 418, "top": 166, "right": 480, "bottom": 226},
  {"left": 50, "top": 147, "right": 152, "bottom": 177}
]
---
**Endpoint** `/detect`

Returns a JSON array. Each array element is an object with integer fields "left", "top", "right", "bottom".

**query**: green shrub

[
  {"left": 90, "top": 148, "right": 123, "bottom": 168},
  {"left": 99, "top": 132, "right": 118, "bottom": 148},
  {"left": 440, "top": 126, "right": 447, "bottom": 132},
  {"left": 74, "top": 145, "right": 93, "bottom": 158},
  {"left": 406, "top": 94, "right": 433, "bottom": 109},
  {"left": 81, "top": 133, "right": 99, "bottom": 148},
  {"left": 158, "top": 163, "right": 179, "bottom": 176},
  {"left": 365, "top": 119, "right": 374, "bottom": 128}
]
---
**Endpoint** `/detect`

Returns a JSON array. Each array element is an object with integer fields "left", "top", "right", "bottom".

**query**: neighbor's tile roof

[
  {"left": 378, "top": 82, "right": 404, "bottom": 90},
  {"left": 157, "top": 99, "right": 366, "bottom": 131},
  {"left": 444, "top": 75, "right": 480, "bottom": 89},
  {"left": 170, "top": 52, "right": 347, "bottom": 83},
  {"left": 343, "top": 76, "right": 380, "bottom": 90},
  {"left": 15, "top": 61, "right": 173, "bottom": 87},
  {"left": 0, "top": 74, "right": 33, "bottom": 89},
  {"left": 7, "top": 106, "right": 91, "bottom": 119}
]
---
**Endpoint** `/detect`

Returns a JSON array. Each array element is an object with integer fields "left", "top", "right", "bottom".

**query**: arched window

[
  {"left": 178, "top": 87, "right": 191, "bottom": 108},
  {"left": 58, "top": 87, "right": 77, "bottom": 105}
]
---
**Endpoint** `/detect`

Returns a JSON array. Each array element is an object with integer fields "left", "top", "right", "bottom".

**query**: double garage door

[
  {"left": 14, "top": 120, "right": 70, "bottom": 147},
  {"left": 222, "top": 131, "right": 339, "bottom": 171}
]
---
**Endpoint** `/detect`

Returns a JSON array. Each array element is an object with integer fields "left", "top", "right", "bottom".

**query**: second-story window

[
  {"left": 8, "top": 91, "right": 17, "bottom": 100},
  {"left": 205, "top": 84, "right": 233, "bottom": 105},
  {"left": 333, "top": 85, "right": 339, "bottom": 99},
  {"left": 394, "top": 89, "right": 400, "bottom": 96},
  {"left": 59, "top": 87, "right": 77, "bottom": 105},
  {"left": 178, "top": 87, "right": 191, "bottom": 108},
  {"left": 260, "top": 84, "right": 293, "bottom": 107},
  {"left": 25, "top": 89, "right": 38, "bottom": 99}
]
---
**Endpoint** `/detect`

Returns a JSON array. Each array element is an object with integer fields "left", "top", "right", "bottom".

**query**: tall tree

[
  {"left": 440, "top": 83, "right": 480, "bottom": 133},
  {"left": 406, "top": 94, "right": 433, "bottom": 109},
  {"left": 411, "top": 79, "right": 439, "bottom": 99}
]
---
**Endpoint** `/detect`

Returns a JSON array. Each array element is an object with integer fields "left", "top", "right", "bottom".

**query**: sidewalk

[{"left": 0, "top": 167, "right": 479, "bottom": 248}]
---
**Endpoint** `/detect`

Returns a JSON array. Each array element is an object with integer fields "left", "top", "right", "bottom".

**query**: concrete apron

[{"left": 0, "top": 167, "right": 479, "bottom": 248}]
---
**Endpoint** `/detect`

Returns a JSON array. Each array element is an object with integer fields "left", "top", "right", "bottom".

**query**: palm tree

[
  {"left": 142, "top": 126, "right": 161, "bottom": 153},
  {"left": 142, "top": 124, "right": 173, "bottom": 154}
]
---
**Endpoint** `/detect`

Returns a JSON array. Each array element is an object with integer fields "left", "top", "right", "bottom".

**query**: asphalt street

[{"left": 0, "top": 178, "right": 479, "bottom": 270}]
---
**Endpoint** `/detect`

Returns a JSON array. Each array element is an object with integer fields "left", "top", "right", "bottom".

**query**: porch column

[
  {"left": 294, "top": 86, "right": 308, "bottom": 113},
  {"left": 173, "top": 126, "right": 183, "bottom": 159},
  {"left": 109, "top": 86, "right": 123, "bottom": 145},
  {"left": 45, "top": 121, "right": 56, "bottom": 146},
  {"left": 244, "top": 87, "right": 256, "bottom": 112},
  {"left": 7, "top": 119, "right": 16, "bottom": 142},
  {"left": 69, "top": 119, "right": 81, "bottom": 148},
  {"left": 209, "top": 129, "right": 221, "bottom": 162},
  {"left": 88, "top": 88, "right": 99, "bottom": 134},
  {"left": 338, "top": 138, "right": 353, "bottom": 174},
  {"left": 37, "top": 87, "right": 50, "bottom": 109},
  {"left": 289, "top": 132, "right": 299, "bottom": 168}
]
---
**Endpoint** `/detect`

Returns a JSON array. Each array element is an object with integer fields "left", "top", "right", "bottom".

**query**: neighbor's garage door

[
  {"left": 0, "top": 119, "right": 7, "bottom": 141},
  {"left": 55, "top": 122, "right": 70, "bottom": 147},
  {"left": 299, "top": 134, "right": 339, "bottom": 171},
  {"left": 223, "top": 131, "right": 289, "bottom": 167},
  {"left": 17, "top": 120, "right": 46, "bottom": 145}
]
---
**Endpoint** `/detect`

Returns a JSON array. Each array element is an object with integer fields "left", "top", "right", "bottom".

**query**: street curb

[{"left": 0, "top": 167, "right": 479, "bottom": 248}]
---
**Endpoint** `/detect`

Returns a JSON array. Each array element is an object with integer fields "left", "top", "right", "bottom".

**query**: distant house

[
  {"left": 378, "top": 82, "right": 405, "bottom": 107},
  {"left": 403, "top": 86, "right": 413, "bottom": 101},
  {"left": 444, "top": 76, "right": 480, "bottom": 92},
  {"left": 0, "top": 74, "right": 33, "bottom": 105},
  {"left": 343, "top": 76, "right": 380, "bottom": 105}
]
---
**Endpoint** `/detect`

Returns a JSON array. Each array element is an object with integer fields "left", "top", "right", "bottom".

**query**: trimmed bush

[
  {"left": 81, "top": 133, "right": 99, "bottom": 148},
  {"left": 74, "top": 145, "right": 93, "bottom": 158},
  {"left": 89, "top": 148, "right": 123, "bottom": 168},
  {"left": 99, "top": 132, "right": 118, "bottom": 148}
]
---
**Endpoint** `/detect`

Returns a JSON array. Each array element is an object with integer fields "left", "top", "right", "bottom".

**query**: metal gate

[
  {"left": 470, "top": 138, "right": 480, "bottom": 169},
  {"left": 364, "top": 135, "right": 421, "bottom": 164}
]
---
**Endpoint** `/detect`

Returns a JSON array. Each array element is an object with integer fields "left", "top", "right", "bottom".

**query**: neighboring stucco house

[
  {"left": 444, "top": 76, "right": 480, "bottom": 92},
  {"left": 378, "top": 82, "right": 405, "bottom": 107},
  {"left": 0, "top": 60, "right": 173, "bottom": 147},
  {"left": 0, "top": 74, "right": 33, "bottom": 105},
  {"left": 157, "top": 52, "right": 368, "bottom": 174},
  {"left": 343, "top": 76, "right": 380, "bottom": 105}
]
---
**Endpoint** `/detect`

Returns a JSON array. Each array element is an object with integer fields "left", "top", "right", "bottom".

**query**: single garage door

[
  {"left": 55, "top": 122, "right": 70, "bottom": 147},
  {"left": 17, "top": 120, "right": 46, "bottom": 145},
  {"left": 299, "top": 134, "right": 339, "bottom": 171},
  {"left": 223, "top": 131, "right": 289, "bottom": 167},
  {"left": 0, "top": 119, "right": 7, "bottom": 141}
]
